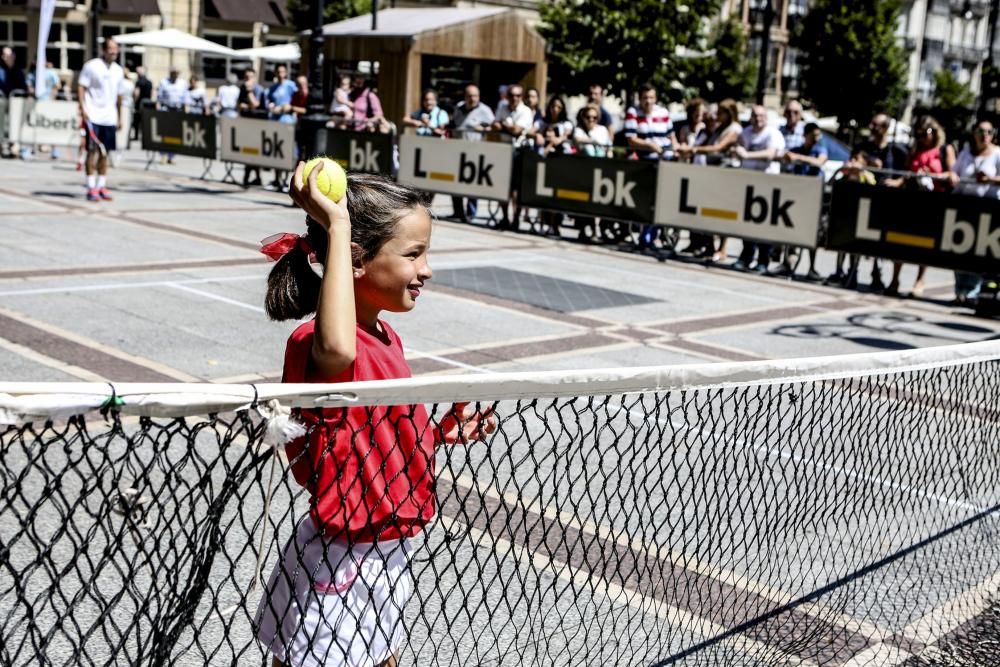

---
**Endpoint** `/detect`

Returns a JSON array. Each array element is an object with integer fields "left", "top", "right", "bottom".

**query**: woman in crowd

[
  {"left": 947, "top": 119, "right": 1000, "bottom": 305},
  {"left": 675, "top": 98, "right": 713, "bottom": 257},
  {"left": 675, "top": 98, "right": 743, "bottom": 262},
  {"left": 884, "top": 116, "right": 955, "bottom": 297},
  {"left": 573, "top": 103, "right": 612, "bottom": 158},
  {"left": 530, "top": 96, "right": 575, "bottom": 235}
]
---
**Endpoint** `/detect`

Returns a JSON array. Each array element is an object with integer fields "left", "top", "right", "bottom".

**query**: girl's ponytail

[{"left": 264, "top": 219, "right": 328, "bottom": 321}]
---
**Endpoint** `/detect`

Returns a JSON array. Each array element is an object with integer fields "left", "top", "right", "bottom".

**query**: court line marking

[
  {"left": 0, "top": 336, "right": 107, "bottom": 382},
  {"left": 431, "top": 511, "right": 817, "bottom": 666},
  {"left": 165, "top": 283, "right": 493, "bottom": 375},
  {"left": 0, "top": 305, "right": 199, "bottom": 382},
  {"left": 897, "top": 570, "right": 1000, "bottom": 649}
]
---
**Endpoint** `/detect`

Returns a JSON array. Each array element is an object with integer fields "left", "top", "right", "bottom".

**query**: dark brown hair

[{"left": 264, "top": 173, "right": 430, "bottom": 321}]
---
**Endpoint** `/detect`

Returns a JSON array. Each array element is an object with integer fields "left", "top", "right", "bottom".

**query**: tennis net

[{"left": 1, "top": 340, "right": 999, "bottom": 666}]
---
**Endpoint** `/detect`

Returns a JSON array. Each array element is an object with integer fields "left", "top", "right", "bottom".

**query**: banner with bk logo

[
  {"left": 220, "top": 116, "right": 296, "bottom": 170},
  {"left": 141, "top": 110, "right": 217, "bottom": 159}
]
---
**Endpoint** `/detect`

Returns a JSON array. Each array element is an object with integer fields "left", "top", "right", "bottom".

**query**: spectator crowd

[{"left": 0, "top": 42, "right": 994, "bottom": 308}]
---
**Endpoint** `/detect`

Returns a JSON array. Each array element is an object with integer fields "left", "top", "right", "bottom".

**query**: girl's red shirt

[{"left": 282, "top": 319, "right": 436, "bottom": 542}]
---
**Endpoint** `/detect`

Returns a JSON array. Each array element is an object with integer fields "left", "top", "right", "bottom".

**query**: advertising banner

[
  {"left": 398, "top": 135, "right": 512, "bottom": 200},
  {"left": 141, "top": 110, "right": 216, "bottom": 159},
  {"left": 220, "top": 116, "right": 295, "bottom": 170},
  {"left": 18, "top": 100, "right": 80, "bottom": 146},
  {"left": 828, "top": 180, "right": 1000, "bottom": 274},
  {"left": 326, "top": 130, "right": 394, "bottom": 175},
  {"left": 519, "top": 152, "right": 658, "bottom": 223},
  {"left": 653, "top": 162, "right": 824, "bottom": 248}
]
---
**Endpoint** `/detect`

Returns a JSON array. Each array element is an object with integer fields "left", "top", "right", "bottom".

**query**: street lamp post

[
  {"left": 980, "top": 0, "right": 1000, "bottom": 116},
  {"left": 301, "top": 0, "right": 329, "bottom": 159},
  {"left": 754, "top": 0, "right": 775, "bottom": 105}
]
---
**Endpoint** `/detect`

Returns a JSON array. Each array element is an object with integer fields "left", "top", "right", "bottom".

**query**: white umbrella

[
  {"left": 235, "top": 43, "right": 301, "bottom": 63},
  {"left": 114, "top": 28, "right": 239, "bottom": 58}
]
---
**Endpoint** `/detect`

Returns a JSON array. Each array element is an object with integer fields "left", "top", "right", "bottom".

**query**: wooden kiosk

[{"left": 318, "top": 8, "right": 547, "bottom": 123}]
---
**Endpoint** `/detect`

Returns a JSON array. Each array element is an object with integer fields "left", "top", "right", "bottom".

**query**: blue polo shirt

[{"left": 267, "top": 79, "right": 298, "bottom": 124}]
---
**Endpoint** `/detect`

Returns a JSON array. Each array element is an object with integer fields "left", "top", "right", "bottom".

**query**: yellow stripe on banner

[
  {"left": 163, "top": 137, "right": 182, "bottom": 145},
  {"left": 886, "top": 231, "right": 935, "bottom": 249},
  {"left": 556, "top": 189, "right": 589, "bottom": 202},
  {"left": 429, "top": 172, "right": 455, "bottom": 182},
  {"left": 241, "top": 147, "right": 260, "bottom": 155},
  {"left": 701, "top": 207, "right": 738, "bottom": 221},
  {"left": 334, "top": 159, "right": 348, "bottom": 168}
]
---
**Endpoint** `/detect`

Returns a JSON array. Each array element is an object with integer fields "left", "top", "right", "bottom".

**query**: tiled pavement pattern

[
  {"left": 432, "top": 265, "right": 660, "bottom": 312},
  {"left": 2, "top": 149, "right": 1000, "bottom": 664}
]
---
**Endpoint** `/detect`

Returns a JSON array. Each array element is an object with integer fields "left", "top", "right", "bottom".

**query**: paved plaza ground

[{"left": 1, "top": 148, "right": 998, "bottom": 385}]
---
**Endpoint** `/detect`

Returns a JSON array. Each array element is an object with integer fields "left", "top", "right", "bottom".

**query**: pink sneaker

[
  {"left": 98, "top": 187, "right": 113, "bottom": 201},
  {"left": 86, "top": 188, "right": 100, "bottom": 201}
]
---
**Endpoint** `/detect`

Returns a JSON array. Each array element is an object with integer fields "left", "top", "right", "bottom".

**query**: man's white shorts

[{"left": 254, "top": 518, "right": 415, "bottom": 667}]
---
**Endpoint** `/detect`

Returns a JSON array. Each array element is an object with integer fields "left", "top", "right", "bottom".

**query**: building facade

[
  {"left": 724, "top": 0, "right": 997, "bottom": 116},
  {"left": 0, "top": 0, "right": 294, "bottom": 89}
]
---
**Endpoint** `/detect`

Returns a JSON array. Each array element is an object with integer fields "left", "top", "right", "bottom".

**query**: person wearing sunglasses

[
  {"left": 883, "top": 116, "right": 955, "bottom": 297},
  {"left": 946, "top": 120, "right": 1000, "bottom": 305},
  {"left": 573, "top": 103, "right": 612, "bottom": 158}
]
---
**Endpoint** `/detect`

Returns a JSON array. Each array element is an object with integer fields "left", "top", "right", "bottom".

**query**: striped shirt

[{"left": 624, "top": 104, "right": 674, "bottom": 159}]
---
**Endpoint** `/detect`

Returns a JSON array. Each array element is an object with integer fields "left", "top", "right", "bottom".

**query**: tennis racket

[{"left": 84, "top": 120, "right": 108, "bottom": 159}]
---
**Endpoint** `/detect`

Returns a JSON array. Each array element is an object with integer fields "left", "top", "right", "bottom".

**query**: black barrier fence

[
  {"left": 828, "top": 180, "right": 1000, "bottom": 274},
  {"left": 134, "top": 118, "right": 1000, "bottom": 276},
  {"left": 519, "top": 152, "right": 657, "bottom": 223},
  {"left": 141, "top": 110, "right": 217, "bottom": 159},
  {"left": 326, "top": 130, "right": 395, "bottom": 175}
]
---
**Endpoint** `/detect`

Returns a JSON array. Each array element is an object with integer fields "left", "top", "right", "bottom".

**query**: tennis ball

[{"left": 303, "top": 157, "right": 347, "bottom": 203}]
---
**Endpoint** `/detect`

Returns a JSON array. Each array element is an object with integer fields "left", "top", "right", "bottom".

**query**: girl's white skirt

[{"left": 255, "top": 518, "right": 415, "bottom": 667}]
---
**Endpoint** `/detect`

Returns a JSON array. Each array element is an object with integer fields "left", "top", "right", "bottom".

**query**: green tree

[
  {"left": 682, "top": 17, "right": 757, "bottom": 101},
  {"left": 287, "top": 0, "right": 370, "bottom": 33},
  {"left": 794, "top": 0, "right": 908, "bottom": 127},
  {"left": 538, "top": 0, "right": 722, "bottom": 102},
  {"left": 930, "top": 69, "right": 975, "bottom": 144}
]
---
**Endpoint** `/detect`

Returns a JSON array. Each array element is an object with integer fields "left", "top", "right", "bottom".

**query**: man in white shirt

[
  {"left": 733, "top": 105, "right": 786, "bottom": 272},
  {"left": 490, "top": 84, "right": 533, "bottom": 146},
  {"left": 77, "top": 38, "right": 124, "bottom": 202},
  {"left": 214, "top": 74, "right": 240, "bottom": 118}
]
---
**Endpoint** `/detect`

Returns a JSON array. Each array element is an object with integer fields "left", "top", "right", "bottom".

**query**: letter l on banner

[{"left": 36, "top": 0, "right": 56, "bottom": 94}]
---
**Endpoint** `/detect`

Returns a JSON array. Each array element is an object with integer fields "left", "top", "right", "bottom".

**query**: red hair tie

[{"left": 260, "top": 233, "right": 315, "bottom": 262}]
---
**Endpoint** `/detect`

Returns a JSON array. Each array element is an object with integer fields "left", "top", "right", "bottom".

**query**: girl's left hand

[{"left": 437, "top": 402, "right": 497, "bottom": 445}]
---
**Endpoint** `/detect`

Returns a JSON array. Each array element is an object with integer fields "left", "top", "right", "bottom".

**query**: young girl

[{"left": 255, "top": 164, "right": 495, "bottom": 667}]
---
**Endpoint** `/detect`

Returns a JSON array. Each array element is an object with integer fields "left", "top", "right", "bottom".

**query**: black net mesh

[{"left": 2, "top": 359, "right": 1000, "bottom": 666}]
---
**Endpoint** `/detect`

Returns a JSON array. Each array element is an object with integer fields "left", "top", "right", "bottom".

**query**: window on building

[
  {"left": 782, "top": 45, "right": 802, "bottom": 93},
  {"left": 102, "top": 23, "right": 144, "bottom": 70},
  {"left": 0, "top": 18, "right": 29, "bottom": 72},
  {"left": 46, "top": 21, "right": 86, "bottom": 73},
  {"left": 201, "top": 32, "right": 253, "bottom": 81}
]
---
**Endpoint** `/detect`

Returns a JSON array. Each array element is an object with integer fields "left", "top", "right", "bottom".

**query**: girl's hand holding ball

[{"left": 289, "top": 158, "right": 350, "bottom": 231}]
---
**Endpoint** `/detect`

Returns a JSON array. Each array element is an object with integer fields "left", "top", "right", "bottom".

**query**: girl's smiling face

[{"left": 355, "top": 207, "right": 433, "bottom": 321}]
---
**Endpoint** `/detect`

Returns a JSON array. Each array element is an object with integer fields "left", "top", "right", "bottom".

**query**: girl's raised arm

[{"left": 288, "top": 162, "right": 358, "bottom": 377}]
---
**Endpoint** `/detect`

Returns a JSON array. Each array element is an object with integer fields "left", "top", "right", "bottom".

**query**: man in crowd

[
  {"left": 238, "top": 68, "right": 265, "bottom": 186},
  {"left": 491, "top": 84, "right": 534, "bottom": 229},
  {"left": 449, "top": 84, "right": 495, "bottom": 222},
  {"left": 402, "top": 88, "right": 449, "bottom": 137},
  {"left": 131, "top": 66, "right": 153, "bottom": 146},
  {"left": 156, "top": 68, "right": 187, "bottom": 165},
  {"left": 777, "top": 121, "right": 828, "bottom": 280},
  {"left": 733, "top": 104, "right": 785, "bottom": 272},
  {"left": 214, "top": 73, "right": 240, "bottom": 118},
  {"left": 624, "top": 83, "right": 675, "bottom": 249},
  {"left": 491, "top": 84, "right": 533, "bottom": 143},
  {"left": 832, "top": 112, "right": 907, "bottom": 289},
  {"left": 0, "top": 47, "right": 26, "bottom": 96},
  {"left": 266, "top": 63, "right": 297, "bottom": 124},
  {"left": 266, "top": 64, "right": 298, "bottom": 190},
  {"left": 77, "top": 38, "right": 124, "bottom": 201},
  {"left": 624, "top": 83, "right": 675, "bottom": 160},
  {"left": 587, "top": 83, "right": 615, "bottom": 140},
  {"left": 775, "top": 99, "right": 807, "bottom": 276}
]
